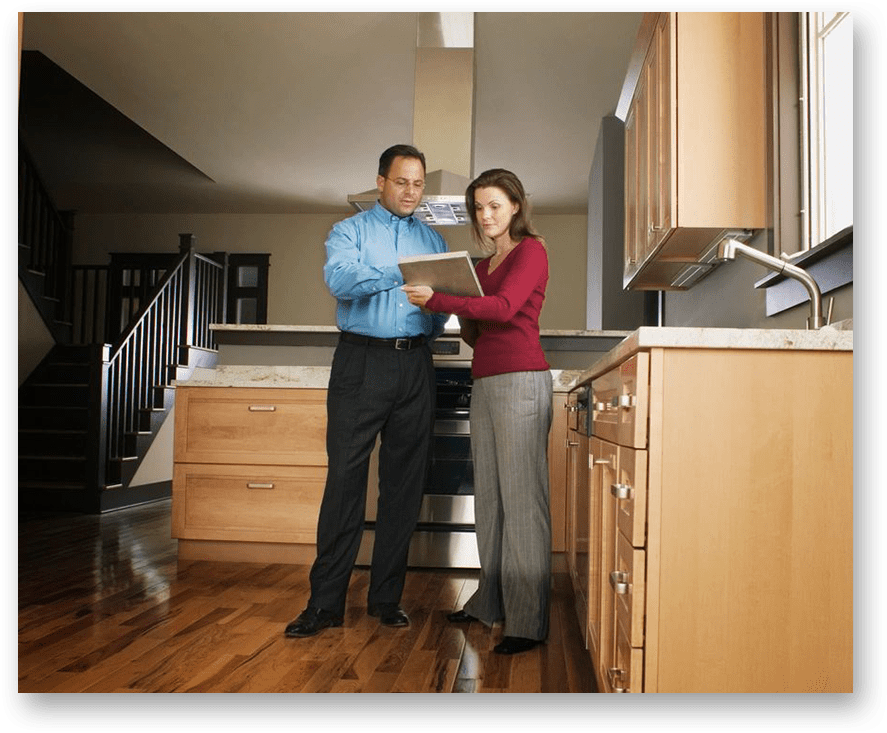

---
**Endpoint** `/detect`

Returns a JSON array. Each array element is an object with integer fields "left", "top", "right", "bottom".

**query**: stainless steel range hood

[{"left": 347, "top": 13, "right": 475, "bottom": 226}]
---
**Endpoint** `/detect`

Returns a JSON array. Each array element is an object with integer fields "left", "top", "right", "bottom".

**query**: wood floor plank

[{"left": 18, "top": 500, "right": 597, "bottom": 693}]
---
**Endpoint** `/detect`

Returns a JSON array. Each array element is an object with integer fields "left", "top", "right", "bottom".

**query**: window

[
  {"left": 800, "top": 12, "right": 853, "bottom": 248},
  {"left": 763, "top": 12, "right": 853, "bottom": 319}
]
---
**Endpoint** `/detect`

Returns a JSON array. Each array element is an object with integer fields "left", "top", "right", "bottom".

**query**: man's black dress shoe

[
  {"left": 284, "top": 607, "right": 343, "bottom": 638},
  {"left": 493, "top": 636, "right": 540, "bottom": 655},
  {"left": 446, "top": 610, "right": 478, "bottom": 623},
  {"left": 368, "top": 603, "right": 409, "bottom": 627}
]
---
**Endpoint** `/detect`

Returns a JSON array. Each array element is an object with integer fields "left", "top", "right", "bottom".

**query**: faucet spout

[{"left": 717, "top": 239, "right": 824, "bottom": 329}]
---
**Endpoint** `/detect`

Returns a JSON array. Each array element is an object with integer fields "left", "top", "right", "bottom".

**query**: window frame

[
  {"left": 800, "top": 11, "right": 852, "bottom": 250},
  {"left": 768, "top": 12, "right": 853, "bottom": 257},
  {"left": 761, "top": 12, "right": 852, "bottom": 318}
]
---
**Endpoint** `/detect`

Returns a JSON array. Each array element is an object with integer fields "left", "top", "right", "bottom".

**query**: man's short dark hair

[{"left": 378, "top": 145, "right": 426, "bottom": 178}]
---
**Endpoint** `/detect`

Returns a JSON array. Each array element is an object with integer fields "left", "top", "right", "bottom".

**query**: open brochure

[{"left": 398, "top": 250, "right": 484, "bottom": 297}]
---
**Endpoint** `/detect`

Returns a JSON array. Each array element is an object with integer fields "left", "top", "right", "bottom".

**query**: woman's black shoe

[
  {"left": 446, "top": 609, "right": 478, "bottom": 623},
  {"left": 493, "top": 636, "right": 540, "bottom": 655}
]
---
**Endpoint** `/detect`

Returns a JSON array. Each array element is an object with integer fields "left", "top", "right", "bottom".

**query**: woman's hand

[{"left": 402, "top": 285, "right": 434, "bottom": 308}]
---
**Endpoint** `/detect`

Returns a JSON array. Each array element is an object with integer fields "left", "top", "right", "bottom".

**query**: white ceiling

[{"left": 20, "top": 12, "right": 643, "bottom": 216}]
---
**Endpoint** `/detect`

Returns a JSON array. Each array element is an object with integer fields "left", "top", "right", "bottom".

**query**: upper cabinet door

[{"left": 622, "top": 12, "right": 766, "bottom": 291}]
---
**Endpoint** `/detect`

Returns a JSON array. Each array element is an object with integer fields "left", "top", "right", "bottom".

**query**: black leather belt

[{"left": 340, "top": 331, "right": 426, "bottom": 351}]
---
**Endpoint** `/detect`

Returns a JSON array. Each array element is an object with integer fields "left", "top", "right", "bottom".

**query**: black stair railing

[
  {"left": 67, "top": 265, "right": 109, "bottom": 344},
  {"left": 96, "top": 234, "right": 226, "bottom": 487},
  {"left": 18, "top": 142, "right": 71, "bottom": 293},
  {"left": 18, "top": 142, "right": 74, "bottom": 336}
]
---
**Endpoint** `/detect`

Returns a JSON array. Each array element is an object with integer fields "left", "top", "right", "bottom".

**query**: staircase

[
  {"left": 18, "top": 143, "right": 225, "bottom": 514},
  {"left": 19, "top": 345, "right": 92, "bottom": 509},
  {"left": 18, "top": 340, "right": 218, "bottom": 513}
]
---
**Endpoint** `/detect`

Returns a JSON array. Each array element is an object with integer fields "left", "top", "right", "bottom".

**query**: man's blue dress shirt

[{"left": 324, "top": 202, "right": 449, "bottom": 340}]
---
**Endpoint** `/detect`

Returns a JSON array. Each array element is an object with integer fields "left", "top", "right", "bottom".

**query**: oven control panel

[{"left": 431, "top": 335, "right": 473, "bottom": 365}]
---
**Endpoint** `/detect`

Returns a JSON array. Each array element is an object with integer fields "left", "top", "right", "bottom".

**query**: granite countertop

[
  {"left": 175, "top": 365, "right": 333, "bottom": 389},
  {"left": 209, "top": 323, "right": 629, "bottom": 339},
  {"left": 564, "top": 323, "right": 853, "bottom": 391},
  {"left": 189, "top": 323, "right": 852, "bottom": 394},
  {"left": 176, "top": 365, "right": 583, "bottom": 392}
]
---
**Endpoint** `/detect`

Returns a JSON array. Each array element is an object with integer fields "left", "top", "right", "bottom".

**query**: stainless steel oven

[{"left": 357, "top": 334, "right": 480, "bottom": 568}]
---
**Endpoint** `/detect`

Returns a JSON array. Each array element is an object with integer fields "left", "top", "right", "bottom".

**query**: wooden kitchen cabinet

[
  {"left": 548, "top": 393, "right": 569, "bottom": 553},
  {"left": 172, "top": 386, "right": 328, "bottom": 563},
  {"left": 623, "top": 12, "right": 767, "bottom": 290},
  {"left": 578, "top": 346, "right": 852, "bottom": 692}
]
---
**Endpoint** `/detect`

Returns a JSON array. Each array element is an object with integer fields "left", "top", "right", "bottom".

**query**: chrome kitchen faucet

[{"left": 717, "top": 238, "right": 825, "bottom": 329}]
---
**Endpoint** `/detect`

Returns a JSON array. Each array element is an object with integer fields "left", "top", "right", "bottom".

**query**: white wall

[{"left": 18, "top": 280, "right": 55, "bottom": 385}]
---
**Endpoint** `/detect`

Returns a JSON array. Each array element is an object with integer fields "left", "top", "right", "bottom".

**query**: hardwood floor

[{"left": 18, "top": 499, "right": 597, "bottom": 693}]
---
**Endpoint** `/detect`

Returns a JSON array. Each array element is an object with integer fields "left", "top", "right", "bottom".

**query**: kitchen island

[
  {"left": 171, "top": 361, "right": 582, "bottom": 563},
  {"left": 170, "top": 323, "right": 614, "bottom": 566},
  {"left": 560, "top": 323, "right": 853, "bottom": 692}
]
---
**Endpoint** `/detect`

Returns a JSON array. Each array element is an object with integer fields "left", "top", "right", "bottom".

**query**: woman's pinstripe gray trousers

[{"left": 462, "top": 369, "right": 553, "bottom": 641}]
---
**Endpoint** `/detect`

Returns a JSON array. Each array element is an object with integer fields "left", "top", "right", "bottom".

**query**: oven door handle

[{"left": 434, "top": 419, "right": 471, "bottom": 436}]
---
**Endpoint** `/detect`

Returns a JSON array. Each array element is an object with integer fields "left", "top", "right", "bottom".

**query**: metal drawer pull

[
  {"left": 567, "top": 440, "right": 579, "bottom": 447},
  {"left": 611, "top": 483, "right": 633, "bottom": 500},
  {"left": 248, "top": 405, "right": 276, "bottom": 412},
  {"left": 609, "top": 570, "right": 631, "bottom": 594},
  {"left": 607, "top": 667, "right": 628, "bottom": 693},
  {"left": 594, "top": 458, "right": 612, "bottom": 467},
  {"left": 611, "top": 394, "right": 634, "bottom": 408},
  {"left": 247, "top": 482, "right": 275, "bottom": 490},
  {"left": 595, "top": 402, "right": 607, "bottom": 412}
]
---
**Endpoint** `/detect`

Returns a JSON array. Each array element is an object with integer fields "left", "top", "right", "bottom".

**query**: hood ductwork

[{"left": 348, "top": 13, "right": 475, "bottom": 226}]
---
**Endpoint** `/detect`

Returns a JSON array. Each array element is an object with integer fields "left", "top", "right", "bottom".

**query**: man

[{"left": 285, "top": 144, "right": 449, "bottom": 638}]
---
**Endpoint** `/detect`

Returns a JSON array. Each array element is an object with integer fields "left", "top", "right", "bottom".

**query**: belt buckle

[{"left": 394, "top": 338, "right": 410, "bottom": 350}]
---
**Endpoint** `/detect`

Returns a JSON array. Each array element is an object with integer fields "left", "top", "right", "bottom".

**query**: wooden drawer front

[
  {"left": 589, "top": 438, "right": 618, "bottom": 665},
  {"left": 608, "top": 617, "right": 644, "bottom": 693},
  {"left": 175, "top": 387, "right": 327, "bottom": 465},
  {"left": 612, "top": 531, "right": 646, "bottom": 648},
  {"left": 614, "top": 445, "right": 647, "bottom": 547},
  {"left": 591, "top": 353, "right": 649, "bottom": 449},
  {"left": 172, "top": 463, "right": 326, "bottom": 543}
]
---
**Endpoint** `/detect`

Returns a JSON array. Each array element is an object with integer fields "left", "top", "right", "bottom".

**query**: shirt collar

[{"left": 370, "top": 201, "right": 417, "bottom": 227}]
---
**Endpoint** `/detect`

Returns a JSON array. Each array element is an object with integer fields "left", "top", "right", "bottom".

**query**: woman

[{"left": 403, "top": 168, "right": 552, "bottom": 655}]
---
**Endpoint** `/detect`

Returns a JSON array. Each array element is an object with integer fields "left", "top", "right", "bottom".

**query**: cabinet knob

[
  {"left": 247, "top": 482, "right": 275, "bottom": 490},
  {"left": 609, "top": 570, "right": 631, "bottom": 595},
  {"left": 607, "top": 667, "right": 628, "bottom": 693},
  {"left": 611, "top": 483, "right": 633, "bottom": 500},
  {"left": 248, "top": 405, "right": 277, "bottom": 412},
  {"left": 611, "top": 394, "right": 634, "bottom": 408}
]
